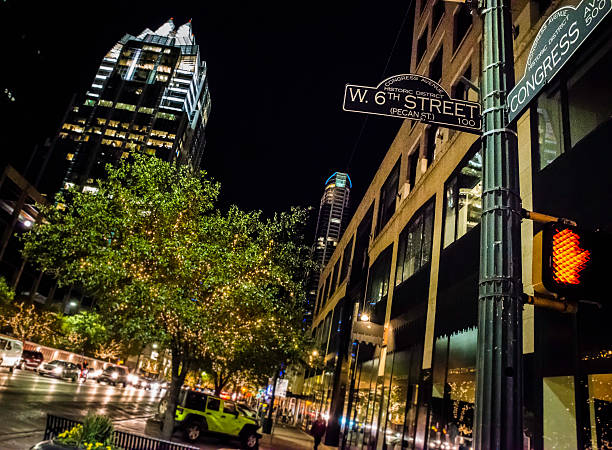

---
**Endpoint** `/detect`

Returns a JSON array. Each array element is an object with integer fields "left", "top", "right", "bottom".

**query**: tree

[
  {"left": 94, "top": 339, "right": 123, "bottom": 362},
  {"left": 61, "top": 311, "right": 109, "bottom": 355},
  {"left": 22, "top": 155, "right": 311, "bottom": 438},
  {"left": 1, "top": 301, "right": 58, "bottom": 342}
]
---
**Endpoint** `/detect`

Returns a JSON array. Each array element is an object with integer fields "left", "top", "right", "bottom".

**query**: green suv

[{"left": 157, "top": 390, "right": 261, "bottom": 448}]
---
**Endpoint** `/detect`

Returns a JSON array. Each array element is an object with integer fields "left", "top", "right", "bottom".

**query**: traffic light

[{"left": 533, "top": 223, "right": 610, "bottom": 299}]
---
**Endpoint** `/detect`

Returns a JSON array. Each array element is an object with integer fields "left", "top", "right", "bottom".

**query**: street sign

[
  {"left": 343, "top": 73, "right": 481, "bottom": 134},
  {"left": 508, "top": 0, "right": 612, "bottom": 122}
]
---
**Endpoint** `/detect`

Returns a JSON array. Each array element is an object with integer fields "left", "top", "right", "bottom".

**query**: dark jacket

[{"left": 311, "top": 419, "right": 327, "bottom": 438}]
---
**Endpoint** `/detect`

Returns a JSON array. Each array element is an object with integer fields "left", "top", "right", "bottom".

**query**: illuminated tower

[
  {"left": 305, "top": 172, "right": 351, "bottom": 324},
  {"left": 50, "top": 18, "right": 211, "bottom": 192}
]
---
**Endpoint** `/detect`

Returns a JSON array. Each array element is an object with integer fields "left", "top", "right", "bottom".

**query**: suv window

[
  {"left": 223, "top": 401, "right": 237, "bottom": 414},
  {"left": 184, "top": 392, "right": 207, "bottom": 411},
  {"left": 206, "top": 397, "right": 221, "bottom": 412}
]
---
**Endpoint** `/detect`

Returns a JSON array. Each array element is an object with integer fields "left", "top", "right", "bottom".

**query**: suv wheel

[
  {"left": 241, "top": 430, "right": 259, "bottom": 449},
  {"left": 183, "top": 420, "right": 205, "bottom": 443}
]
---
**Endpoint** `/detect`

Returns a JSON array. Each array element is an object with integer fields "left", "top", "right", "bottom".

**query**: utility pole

[{"left": 475, "top": 0, "right": 523, "bottom": 448}]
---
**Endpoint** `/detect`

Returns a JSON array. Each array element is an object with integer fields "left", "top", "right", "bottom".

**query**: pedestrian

[{"left": 310, "top": 414, "right": 326, "bottom": 450}]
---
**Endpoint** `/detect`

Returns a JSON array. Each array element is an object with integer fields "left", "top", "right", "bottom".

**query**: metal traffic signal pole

[{"left": 475, "top": 0, "right": 523, "bottom": 447}]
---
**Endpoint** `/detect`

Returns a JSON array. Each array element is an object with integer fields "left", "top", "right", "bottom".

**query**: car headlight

[
  {"left": 111, "top": 372, "right": 118, "bottom": 379},
  {"left": 53, "top": 367, "right": 63, "bottom": 375}
]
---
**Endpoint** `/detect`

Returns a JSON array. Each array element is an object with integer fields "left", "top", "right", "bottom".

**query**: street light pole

[{"left": 475, "top": 0, "right": 523, "bottom": 448}]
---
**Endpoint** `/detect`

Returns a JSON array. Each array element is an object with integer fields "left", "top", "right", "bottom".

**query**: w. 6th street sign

[{"left": 343, "top": 73, "right": 481, "bottom": 134}]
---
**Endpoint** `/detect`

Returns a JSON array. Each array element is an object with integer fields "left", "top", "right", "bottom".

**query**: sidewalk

[
  {"left": 0, "top": 417, "right": 336, "bottom": 450},
  {"left": 260, "top": 424, "right": 336, "bottom": 450}
]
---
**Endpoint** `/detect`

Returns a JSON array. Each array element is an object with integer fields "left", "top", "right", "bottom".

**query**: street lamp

[
  {"left": 69, "top": 301, "right": 78, "bottom": 307},
  {"left": 152, "top": 343, "right": 158, "bottom": 349}
]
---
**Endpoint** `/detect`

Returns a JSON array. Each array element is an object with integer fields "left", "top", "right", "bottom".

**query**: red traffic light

[{"left": 534, "top": 223, "right": 609, "bottom": 299}]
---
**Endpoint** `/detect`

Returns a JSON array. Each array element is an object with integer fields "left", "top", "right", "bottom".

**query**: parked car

[
  {"left": 19, "top": 350, "right": 44, "bottom": 370},
  {"left": 37, "top": 360, "right": 80, "bottom": 381},
  {"left": 156, "top": 390, "right": 261, "bottom": 448},
  {"left": 97, "top": 366, "right": 128, "bottom": 387},
  {"left": 0, "top": 335, "right": 23, "bottom": 373}
]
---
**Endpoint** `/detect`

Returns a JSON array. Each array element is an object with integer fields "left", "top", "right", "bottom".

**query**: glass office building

[{"left": 53, "top": 19, "right": 211, "bottom": 192}]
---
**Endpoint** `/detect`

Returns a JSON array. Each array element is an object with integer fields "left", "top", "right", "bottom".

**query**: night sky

[{"left": 1, "top": 0, "right": 414, "bottom": 229}]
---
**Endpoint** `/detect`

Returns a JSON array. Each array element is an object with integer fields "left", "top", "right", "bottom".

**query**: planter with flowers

[{"left": 30, "top": 414, "right": 120, "bottom": 450}]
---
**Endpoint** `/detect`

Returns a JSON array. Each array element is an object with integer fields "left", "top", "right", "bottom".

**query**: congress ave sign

[
  {"left": 508, "top": 0, "right": 612, "bottom": 122},
  {"left": 343, "top": 74, "right": 482, "bottom": 134}
]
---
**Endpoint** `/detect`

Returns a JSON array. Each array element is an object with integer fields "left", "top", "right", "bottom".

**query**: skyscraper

[
  {"left": 306, "top": 172, "right": 351, "bottom": 324},
  {"left": 50, "top": 19, "right": 211, "bottom": 193}
]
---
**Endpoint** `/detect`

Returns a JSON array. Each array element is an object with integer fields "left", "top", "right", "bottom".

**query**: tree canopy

[{"left": 22, "top": 155, "right": 312, "bottom": 436}]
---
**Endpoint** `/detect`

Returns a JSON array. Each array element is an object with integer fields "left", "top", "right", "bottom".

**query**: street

[
  {"left": 0, "top": 369, "right": 321, "bottom": 450},
  {"left": 0, "top": 368, "right": 161, "bottom": 449}
]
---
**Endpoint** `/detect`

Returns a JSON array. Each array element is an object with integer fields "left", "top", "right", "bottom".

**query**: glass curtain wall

[
  {"left": 380, "top": 347, "right": 422, "bottom": 449},
  {"left": 428, "top": 327, "right": 477, "bottom": 449}
]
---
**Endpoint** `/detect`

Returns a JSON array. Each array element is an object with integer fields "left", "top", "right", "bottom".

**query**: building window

[
  {"left": 340, "top": 237, "right": 353, "bottom": 282},
  {"left": 331, "top": 259, "right": 340, "bottom": 292},
  {"left": 536, "top": 88, "right": 564, "bottom": 170},
  {"left": 429, "top": 47, "right": 443, "bottom": 82},
  {"left": 432, "top": 0, "right": 445, "bottom": 31},
  {"left": 366, "top": 246, "right": 393, "bottom": 305},
  {"left": 535, "top": 42, "right": 612, "bottom": 170},
  {"left": 453, "top": 4, "right": 472, "bottom": 52},
  {"left": 417, "top": 27, "right": 428, "bottom": 66},
  {"left": 426, "top": 126, "right": 438, "bottom": 166},
  {"left": 377, "top": 158, "right": 401, "bottom": 234},
  {"left": 395, "top": 200, "right": 434, "bottom": 285},
  {"left": 442, "top": 143, "right": 482, "bottom": 248},
  {"left": 408, "top": 148, "right": 419, "bottom": 189},
  {"left": 567, "top": 45, "right": 612, "bottom": 148},
  {"left": 316, "top": 286, "right": 323, "bottom": 315},
  {"left": 452, "top": 65, "right": 472, "bottom": 101}
]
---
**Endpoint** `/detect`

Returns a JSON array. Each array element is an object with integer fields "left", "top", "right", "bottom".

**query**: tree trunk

[
  {"left": 213, "top": 370, "right": 230, "bottom": 395},
  {"left": 162, "top": 347, "right": 190, "bottom": 440}
]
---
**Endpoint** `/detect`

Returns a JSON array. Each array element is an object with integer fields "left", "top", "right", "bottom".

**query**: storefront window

[
  {"left": 587, "top": 373, "right": 612, "bottom": 449},
  {"left": 442, "top": 147, "right": 482, "bottom": 248},
  {"left": 383, "top": 350, "right": 420, "bottom": 449},
  {"left": 543, "top": 376, "right": 577, "bottom": 449},
  {"left": 428, "top": 328, "right": 476, "bottom": 449},
  {"left": 349, "top": 359, "right": 378, "bottom": 449}
]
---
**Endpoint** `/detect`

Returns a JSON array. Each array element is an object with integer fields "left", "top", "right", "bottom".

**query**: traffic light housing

[{"left": 533, "top": 223, "right": 610, "bottom": 299}]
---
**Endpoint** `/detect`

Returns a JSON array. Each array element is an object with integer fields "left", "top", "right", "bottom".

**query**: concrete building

[{"left": 298, "top": 1, "right": 612, "bottom": 449}]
